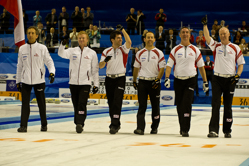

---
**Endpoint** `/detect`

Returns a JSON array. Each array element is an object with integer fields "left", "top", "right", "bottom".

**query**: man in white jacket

[
  {"left": 16, "top": 26, "right": 55, "bottom": 132},
  {"left": 58, "top": 31, "right": 99, "bottom": 133}
]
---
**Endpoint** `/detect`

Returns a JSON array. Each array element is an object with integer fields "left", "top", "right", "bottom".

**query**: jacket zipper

[
  {"left": 23, "top": 70, "right": 25, "bottom": 79},
  {"left": 148, "top": 50, "right": 150, "bottom": 62},
  {"left": 185, "top": 46, "right": 187, "bottom": 58},
  {"left": 40, "top": 69, "right": 43, "bottom": 79},
  {"left": 87, "top": 71, "right": 89, "bottom": 80},
  {"left": 78, "top": 49, "right": 83, "bottom": 85},
  {"left": 30, "top": 45, "right": 32, "bottom": 84}
]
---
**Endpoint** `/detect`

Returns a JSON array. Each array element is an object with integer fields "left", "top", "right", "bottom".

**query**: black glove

[
  {"left": 48, "top": 73, "right": 55, "bottom": 83},
  {"left": 133, "top": 82, "right": 138, "bottom": 90},
  {"left": 203, "top": 81, "right": 209, "bottom": 92},
  {"left": 62, "top": 39, "right": 67, "bottom": 46},
  {"left": 201, "top": 15, "right": 208, "bottom": 25},
  {"left": 104, "top": 56, "right": 112, "bottom": 62},
  {"left": 152, "top": 78, "right": 160, "bottom": 89},
  {"left": 164, "top": 78, "right": 170, "bottom": 88},
  {"left": 231, "top": 74, "right": 240, "bottom": 84},
  {"left": 116, "top": 24, "right": 124, "bottom": 31},
  {"left": 92, "top": 86, "right": 98, "bottom": 94},
  {"left": 16, "top": 83, "right": 21, "bottom": 92}
]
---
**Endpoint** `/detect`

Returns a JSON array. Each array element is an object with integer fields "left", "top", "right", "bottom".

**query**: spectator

[
  {"left": 141, "top": 29, "right": 148, "bottom": 47},
  {"left": 45, "top": 9, "right": 57, "bottom": 32},
  {"left": 240, "top": 21, "right": 249, "bottom": 32},
  {"left": 71, "top": 6, "right": 82, "bottom": 32},
  {"left": 0, "top": 8, "right": 10, "bottom": 34},
  {"left": 155, "top": 8, "right": 167, "bottom": 33},
  {"left": 46, "top": 27, "right": 58, "bottom": 47},
  {"left": 70, "top": 27, "right": 78, "bottom": 47},
  {"left": 126, "top": 8, "right": 137, "bottom": 35},
  {"left": 189, "top": 30, "right": 194, "bottom": 44},
  {"left": 196, "top": 30, "right": 206, "bottom": 48},
  {"left": 211, "top": 29, "right": 218, "bottom": 41},
  {"left": 81, "top": 8, "right": 86, "bottom": 30},
  {"left": 59, "top": 26, "right": 69, "bottom": 47},
  {"left": 83, "top": 7, "right": 94, "bottom": 31},
  {"left": 37, "top": 22, "right": 46, "bottom": 44},
  {"left": 233, "top": 31, "right": 242, "bottom": 45},
  {"left": 136, "top": 10, "right": 146, "bottom": 35},
  {"left": 155, "top": 26, "right": 165, "bottom": 52},
  {"left": 33, "top": 10, "right": 42, "bottom": 26},
  {"left": 212, "top": 20, "right": 220, "bottom": 34},
  {"left": 23, "top": 9, "right": 29, "bottom": 33},
  {"left": 220, "top": 20, "right": 229, "bottom": 28},
  {"left": 58, "top": 6, "right": 69, "bottom": 31},
  {"left": 89, "top": 25, "right": 101, "bottom": 48},
  {"left": 165, "top": 29, "right": 176, "bottom": 54},
  {"left": 239, "top": 38, "right": 248, "bottom": 54},
  {"left": 86, "top": 24, "right": 93, "bottom": 36},
  {"left": 204, "top": 55, "right": 214, "bottom": 96}
]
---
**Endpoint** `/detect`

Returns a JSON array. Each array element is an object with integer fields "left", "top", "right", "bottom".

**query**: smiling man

[
  {"left": 133, "top": 31, "right": 166, "bottom": 135},
  {"left": 99, "top": 25, "right": 131, "bottom": 134},
  {"left": 202, "top": 16, "right": 245, "bottom": 138},
  {"left": 164, "top": 27, "right": 208, "bottom": 137},
  {"left": 16, "top": 26, "right": 55, "bottom": 132},
  {"left": 58, "top": 31, "right": 99, "bottom": 133}
]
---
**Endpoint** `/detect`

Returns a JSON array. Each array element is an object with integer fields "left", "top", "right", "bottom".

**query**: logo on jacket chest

[
  {"left": 84, "top": 56, "right": 89, "bottom": 59},
  {"left": 73, "top": 56, "right": 77, "bottom": 60},
  {"left": 23, "top": 56, "right": 27, "bottom": 60},
  {"left": 151, "top": 56, "right": 156, "bottom": 59},
  {"left": 34, "top": 53, "right": 39, "bottom": 57}
]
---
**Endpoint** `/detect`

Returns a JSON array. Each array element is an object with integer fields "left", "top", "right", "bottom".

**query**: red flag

[{"left": 0, "top": 0, "right": 25, "bottom": 47}]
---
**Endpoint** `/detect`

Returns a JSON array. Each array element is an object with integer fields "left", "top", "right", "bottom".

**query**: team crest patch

[
  {"left": 78, "top": 111, "right": 85, "bottom": 114},
  {"left": 184, "top": 113, "right": 190, "bottom": 117},
  {"left": 113, "top": 114, "right": 119, "bottom": 118}
]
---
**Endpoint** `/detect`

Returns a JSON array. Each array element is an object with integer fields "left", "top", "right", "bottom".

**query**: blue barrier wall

[{"left": 0, "top": 52, "right": 248, "bottom": 95}]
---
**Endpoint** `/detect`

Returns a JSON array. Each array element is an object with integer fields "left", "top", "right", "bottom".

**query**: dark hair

[
  {"left": 27, "top": 26, "right": 39, "bottom": 35},
  {"left": 214, "top": 19, "right": 218, "bottom": 22},
  {"left": 110, "top": 31, "right": 122, "bottom": 43},
  {"left": 145, "top": 31, "right": 155, "bottom": 38},
  {"left": 179, "top": 26, "right": 190, "bottom": 33},
  {"left": 138, "top": 10, "right": 142, "bottom": 13}
]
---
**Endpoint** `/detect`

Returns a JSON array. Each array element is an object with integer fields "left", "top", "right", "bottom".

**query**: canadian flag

[{"left": 0, "top": 0, "right": 25, "bottom": 47}]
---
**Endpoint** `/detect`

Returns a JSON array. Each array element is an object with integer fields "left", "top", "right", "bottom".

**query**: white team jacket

[
  {"left": 58, "top": 44, "right": 99, "bottom": 87},
  {"left": 16, "top": 42, "right": 55, "bottom": 85}
]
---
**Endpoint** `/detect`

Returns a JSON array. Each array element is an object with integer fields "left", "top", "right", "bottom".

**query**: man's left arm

[
  {"left": 237, "top": 64, "right": 244, "bottom": 76},
  {"left": 122, "top": 29, "right": 132, "bottom": 49},
  {"left": 91, "top": 52, "right": 99, "bottom": 87},
  {"left": 44, "top": 47, "right": 55, "bottom": 75},
  {"left": 198, "top": 67, "right": 207, "bottom": 82}
]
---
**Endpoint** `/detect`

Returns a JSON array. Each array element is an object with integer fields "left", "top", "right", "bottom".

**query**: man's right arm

[{"left": 203, "top": 25, "right": 211, "bottom": 45}]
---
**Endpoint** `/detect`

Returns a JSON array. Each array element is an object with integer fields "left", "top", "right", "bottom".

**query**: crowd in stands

[{"left": 0, "top": 7, "right": 249, "bottom": 54}]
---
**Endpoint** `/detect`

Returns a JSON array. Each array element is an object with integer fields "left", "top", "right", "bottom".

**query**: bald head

[{"left": 219, "top": 27, "right": 230, "bottom": 44}]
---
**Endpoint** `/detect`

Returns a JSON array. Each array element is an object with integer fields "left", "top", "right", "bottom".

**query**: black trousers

[
  {"left": 174, "top": 77, "right": 196, "bottom": 132},
  {"left": 136, "top": 79, "right": 161, "bottom": 131},
  {"left": 20, "top": 83, "right": 46, "bottom": 127},
  {"left": 127, "top": 26, "right": 135, "bottom": 35},
  {"left": 105, "top": 76, "right": 125, "bottom": 129},
  {"left": 206, "top": 74, "right": 213, "bottom": 95},
  {"left": 209, "top": 75, "right": 236, "bottom": 134},
  {"left": 70, "top": 85, "right": 91, "bottom": 127}
]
